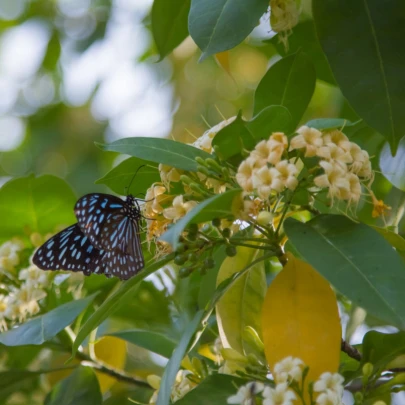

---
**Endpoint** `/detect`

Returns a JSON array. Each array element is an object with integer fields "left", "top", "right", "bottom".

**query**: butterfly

[{"left": 33, "top": 193, "right": 144, "bottom": 280}]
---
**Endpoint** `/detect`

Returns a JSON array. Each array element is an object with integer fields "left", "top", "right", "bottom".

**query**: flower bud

[
  {"left": 362, "top": 362, "right": 373, "bottom": 379},
  {"left": 30, "top": 232, "right": 43, "bottom": 247},
  {"left": 257, "top": 211, "right": 274, "bottom": 226},
  {"left": 197, "top": 165, "right": 210, "bottom": 176},
  {"left": 195, "top": 157, "right": 206, "bottom": 166},
  {"left": 180, "top": 175, "right": 193, "bottom": 185},
  {"left": 205, "top": 158, "right": 223, "bottom": 172}
]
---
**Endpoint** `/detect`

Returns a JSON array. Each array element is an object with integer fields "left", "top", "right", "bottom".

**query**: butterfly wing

[
  {"left": 74, "top": 193, "right": 126, "bottom": 251},
  {"left": 32, "top": 224, "right": 104, "bottom": 275}
]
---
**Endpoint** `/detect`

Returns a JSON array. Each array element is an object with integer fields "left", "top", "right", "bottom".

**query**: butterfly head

[{"left": 125, "top": 195, "right": 142, "bottom": 219}]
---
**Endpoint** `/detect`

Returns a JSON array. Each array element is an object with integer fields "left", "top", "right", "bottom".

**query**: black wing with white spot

[
  {"left": 74, "top": 193, "right": 126, "bottom": 252},
  {"left": 32, "top": 224, "right": 104, "bottom": 275}
]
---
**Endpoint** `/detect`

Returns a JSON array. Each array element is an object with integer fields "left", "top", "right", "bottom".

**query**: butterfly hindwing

[{"left": 32, "top": 224, "right": 103, "bottom": 274}]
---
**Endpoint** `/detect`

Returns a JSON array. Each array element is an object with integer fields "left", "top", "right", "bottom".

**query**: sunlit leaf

[
  {"left": 96, "top": 138, "right": 212, "bottom": 172},
  {"left": 0, "top": 294, "right": 97, "bottom": 346},
  {"left": 380, "top": 137, "right": 405, "bottom": 191},
  {"left": 262, "top": 253, "right": 341, "bottom": 383},
  {"left": 0, "top": 175, "right": 76, "bottom": 243},
  {"left": 313, "top": 0, "right": 405, "bottom": 153},
  {"left": 95, "top": 157, "right": 159, "bottom": 196},
  {"left": 254, "top": 52, "right": 316, "bottom": 129},
  {"left": 152, "top": 0, "right": 191, "bottom": 60},
  {"left": 305, "top": 118, "right": 353, "bottom": 131},
  {"left": 285, "top": 215, "right": 405, "bottom": 329},
  {"left": 188, "top": 0, "right": 268, "bottom": 60},
  {"left": 216, "top": 247, "right": 266, "bottom": 355}
]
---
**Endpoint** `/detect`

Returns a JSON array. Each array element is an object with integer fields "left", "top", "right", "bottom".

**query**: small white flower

[
  {"left": 290, "top": 126, "right": 323, "bottom": 157},
  {"left": 270, "top": 0, "right": 300, "bottom": 32},
  {"left": 339, "top": 173, "right": 362, "bottom": 203},
  {"left": 227, "top": 382, "right": 264, "bottom": 405},
  {"left": 314, "top": 372, "right": 344, "bottom": 396},
  {"left": 314, "top": 161, "right": 350, "bottom": 201},
  {"left": 273, "top": 160, "right": 299, "bottom": 191},
  {"left": 19, "top": 265, "right": 49, "bottom": 288},
  {"left": 316, "top": 389, "right": 342, "bottom": 405},
  {"left": 159, "top": 164, "right": 182, "bottom": 188},
  {"left": 171, "top": 370, "right": 197, "bottom": 401},
  {"left": 316, "top": 144, "right": 353, "bottom": 168},
  {"left": 252, "top": 167, "right": 284, "bottom": 198},
  {"left": 323, "top": 130, "right": 351, "bottom": 151},
  {"left": 143, "top": 185, "right": 167, "bottom": 217},
  {"left": 273, "top": 356, "right": 304, "bottom": 382},
  {"left": 262, "top": 383, "right": 296, "bottom": 405},
  {"left": 236, "top": 158, "right": 258, "bottom": 192},
  {"left": 163, "top": 195, "right": 197, "bottom": 222}
]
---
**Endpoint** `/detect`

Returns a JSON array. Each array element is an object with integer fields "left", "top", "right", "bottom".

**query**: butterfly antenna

[{"left": 126, "top": 165, "right": 146, "bottom": 195}]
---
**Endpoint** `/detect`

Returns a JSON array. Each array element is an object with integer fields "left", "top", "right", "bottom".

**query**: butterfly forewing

[{"left": 33, "top": 224, "right": 104, "bottom": 274}]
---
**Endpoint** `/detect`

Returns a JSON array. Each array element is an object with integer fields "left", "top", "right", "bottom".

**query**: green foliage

[
  {"left": 0, "top": 175, "right": 76, "bottom": 242},
  {"left": 305, "top": 118, "right": 354, "bottom": 131},
  {"left": 188, "top": 0, "right": 269, "bottom": 59},
  {"left": 160, "top": 189, "right": 242, "bottom": 250},
  {"left": 152, "top": 0, "right": 191, "bottom": 60},
  {"left": 285, "top": 215, "right": 405, "bottom": 329},
  {"left": 45, "top": 367, "right": 102, "bottom": 405},
  {"left": 313, "top": 0, "right": 405, "bottom": 153},
  {"left": 0, "top": 294, "right": 97, "bottom": 346},
  {"left": 380, "top": 138, "right": 405, "bottom": 191},
  {"left": 95, "top": 157, "right": 160, "bottom": 196},
  {"left": 157, "top": 310, "right": 205, "bottom": 405},
  {"left": 107, "top": 330, "right": 177, "bottom": 358},
  {"left": 253, "top": 52, "right": 316, "bottom": 129},
  {"left": 97, "top": 138, "right": 212, "bottom": 171},
  {"left": 175, "top": 374, "right": 245, "bottom": 404}
]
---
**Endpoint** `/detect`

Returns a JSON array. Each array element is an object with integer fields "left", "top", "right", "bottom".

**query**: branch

[
  {"left": 341, "top": 339, "right": 362, "bottom": 361},
  {"left": 76, "top": 351, "right": 150, "bottom": 388}
]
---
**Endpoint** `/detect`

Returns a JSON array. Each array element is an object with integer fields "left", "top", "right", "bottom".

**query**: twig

[{"left": 341, "top": 339, "right": 362, "bottom": 361}]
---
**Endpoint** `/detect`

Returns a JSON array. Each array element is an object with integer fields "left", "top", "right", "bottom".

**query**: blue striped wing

[{"left": 32, "top": 224, "right": 104, "bottom": 275}]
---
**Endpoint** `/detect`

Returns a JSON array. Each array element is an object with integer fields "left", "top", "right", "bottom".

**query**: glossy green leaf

[
  {"left": 362, "top": 331, "right": 405, "bottom": 371},
  {"left": 269, "top": 20, "right": 335, "bottom": 84},
  {"left": 284, "top": 215, "right": 405, "bottom": 329},
  {"left": 157, "top": 310, "right": 205, "bottom": 405},
  {"left": 305, "top": 118, "right": 353, "bottom": 131},
  {"left": 211, "top": 113, "right": 255, "bottom": 161},
  {"left": 96, "top": 138, "right": 212, "bottom": 172},
  {"left": 216, "top": 247, "right": 266, "bottom": 354},
  {"left": 175, "top": 374, "right": 245, "bottom": 405},
  {"left": 370, "top": 225, "right": 405, "bottom": 256},
  {"left": 72, "top": 254, "right": 174, "bottom": 357},
  {"left": 45, "top": 367, "right": 102, "bottom": 405},
  {"left": 107, "top": 330, "right": 177, "bottom": 358},
  {"left": 313, "top": 0, "right": 405, "bottom": 153},
  {"left": 0, "top": 175, "right": 76, "bottom": 242},
  {"left": 253, "top": 52, "right": 316, "bottom": 129},
  {"left": 0, "top": 294, "right": 97, "bottom": 346},
  {"left": 160, "top": 189, "right": 242, "bottom": 250},
  {"left": 95, "top": 157, "right": 159, "bottom": 196},
  {"left": 152, "top": 0, "right": 191, "bottom": 60},
  {"left": 246, "top": 106, "right": 293, "bottom": 139},
  {"left": 380, "top": 138, "right": 405, "bottom": 191},
  {"left": 188, "top": 0, "right": 269, "bottom": 60}
]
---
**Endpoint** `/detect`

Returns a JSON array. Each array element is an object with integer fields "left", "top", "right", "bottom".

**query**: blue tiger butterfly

[{"left": 33, "top": 193, "right": 144, "bottom": 280}]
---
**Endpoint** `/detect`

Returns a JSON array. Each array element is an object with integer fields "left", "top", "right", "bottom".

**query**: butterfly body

[{"left": 33, "top": 194, "right": 144, "bottom": 280}]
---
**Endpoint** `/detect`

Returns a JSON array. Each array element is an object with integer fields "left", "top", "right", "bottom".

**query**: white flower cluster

[
  {"left": 0, "top": 238, "right": 50, "bottom": 329},
  {"left": 148, "top": 370, "right": 197, "bottom": 404},
  {"left": 227, "top": 357, "right": 345, "bottom": 405},
  {"left": 236, "top": 132, "right": 299, "bottom": 199},
  {"left": 270, "top": 0, "right": 300, "bottom": 33},
  {"left": 290, "top": 126, "right": 372, "bottom": 204}
]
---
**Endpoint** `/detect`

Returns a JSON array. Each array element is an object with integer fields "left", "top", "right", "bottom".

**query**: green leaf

[
  {"left": 107, "top": 330, "right": 177, "bottom": 358},
  {"left": 71, "top": 255, "right": 174, "bottom": 357},
  {"left": 362, "top": 330, "right": 405, "bottom": 371},
  {"left": 45, "top": 367, "right": 102, "bottom": 405},
  {"left": 313, "top": 0, "right": 405, "bottom": 153},
  {"left": 152, "top": 0, "right": 191, "bottom": 60},
  {"left": 284, "top": 215, "right": 405, "bottom": 329},
  {"left": 216, "top": 247, "right": 266, "bottom": 355},
  {"left": 43, "top": 30, "right": 61, "bottom": 71},
  {"left": 96, "top": 138, "right": 212, "bottom": 172},
  {"left": 305, "top": 118, "right": 353, "bottom": 131},
  {"left": 95, "top": 157, "right": 159, "bottom": 196},
  {"left": 380, "top": 138, "right": 405, "bottom": 191},
  {"left": 157, "top": 310, "right": 205, "bottom": 405},
  {"left": 0, "top": 294, "right": 97, "bottom": 346},
  {"left": 188, "top": 0, "right": 269, "bottom": 60},
  {"left": 370, "top": 225, "right": 405, "bottom": 256},
  {"left": 160, "top": 189, "right": 242, "bottom": 250},
  {"left": 253, "top": 52, "right": 316, "bottom": 129},
  {"left": 0, "top": 175, "right": 76, "bottom": 242},
  {"left": 175, "top": 374, "right": 245, "bottom": 405},
  {"left": 269, "top": 20, "right": 335, "bottom": 84},
  {"left": 246, "top": 106, "right": 293, "bottom": 139},
  {"left": 211, "top": 113, "right": 255, "bottom": 161}
]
